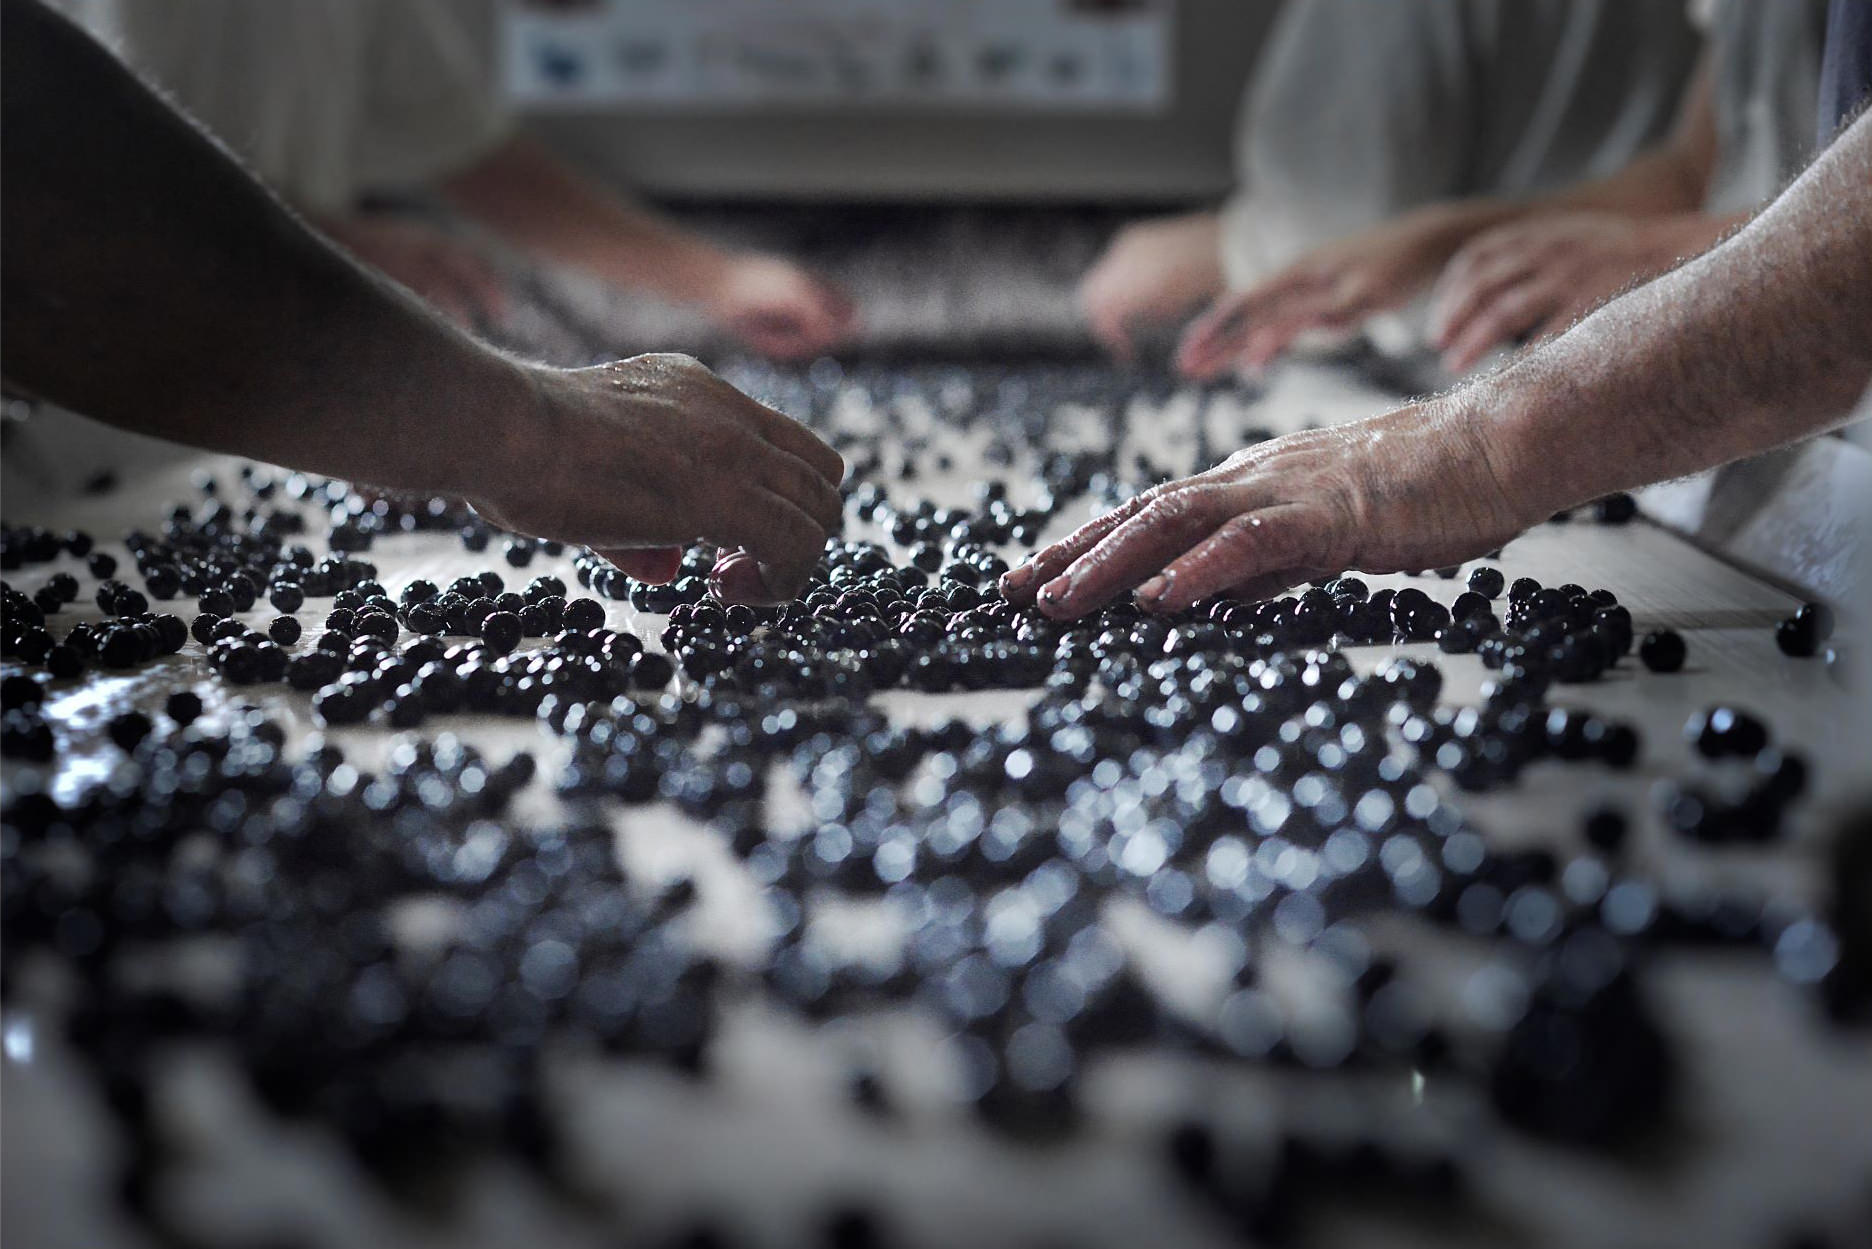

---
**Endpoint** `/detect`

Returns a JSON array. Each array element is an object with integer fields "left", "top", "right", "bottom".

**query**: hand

[
  {"left": 704, "top": 254, "right": 855, "bottom": 360},
  {"left": 1429, "top": 212, "right": 1724, "bottom": 372},
  {"left": 314, "top": 213, "right": 506, "bottom": 329},
  {"left": 1077, "top": 211, "right": 1223, "bottom": 363},
  {"left": 999, "top": 397, "right": 1534, "bottom": 619},
  {"left": 1175, "top": 209, "right": 1472, "bottom": 380},
  {"left": 466, "top": 353, "right": 845, "bottom": 603}
]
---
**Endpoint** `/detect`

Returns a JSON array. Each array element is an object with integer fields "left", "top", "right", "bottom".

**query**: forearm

[
  {"left": 0, "top": 0, "right": 529, "bottom": 495},
  {"left": 1541, "top": 147, "right": 1712, "bottom": 218},
  {"left": 1478, "top": 113, "right": 1872, "bottom": 516},
  {"left": 1394, "top": 198, "right": 1531, "bottom": 259},
  {"left": 1365, "top": 148, "right": 1717, "bottom": 280},
  {"left": 1544, "top": 58, "right": 1717, "bottom": 218},
  {"left": 1391, "top": 134, "right": 1712, "bottom": 258},
  {"left": 442, "top": 136, "right": 734, "bottom": 300}
]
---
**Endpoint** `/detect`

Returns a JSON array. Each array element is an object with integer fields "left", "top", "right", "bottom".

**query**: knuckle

[
  {"left": 1215, "top": 514, "right": 1261, "bottom": 547},
  {"left": 1497, "top": 293, "right": 1535, "bottom": 323},
  {"left": 735, "top": 431, "right": 774, "bottom": 478},
  {"left": 1137, "top": 492, "right": 1197, "bottom": 530},
  {"left": 643, "top": 351, "right": 710, "bottom": 386}
]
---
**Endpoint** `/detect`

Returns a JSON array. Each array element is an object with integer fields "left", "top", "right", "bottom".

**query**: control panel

[{"left": 502, "top": 0, "right": 1173, "bottom": 112}]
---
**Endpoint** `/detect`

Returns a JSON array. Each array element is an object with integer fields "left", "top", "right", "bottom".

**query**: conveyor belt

[{"left": 3, "top": 350, "right": 1868, "bottom": 1249}]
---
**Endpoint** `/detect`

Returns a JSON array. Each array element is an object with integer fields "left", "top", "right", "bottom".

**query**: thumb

[
  {"left": 1176, "top": 293, "right": 1248, "bottom": 379},
  {"left": 709, "top": 549, "right": 770, "bottom": 604},
  {"left": 596, "top": 547, "right": 683, "bottom": 584}
]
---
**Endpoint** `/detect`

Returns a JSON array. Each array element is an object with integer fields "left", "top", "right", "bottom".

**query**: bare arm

[
  {"left": 1421, "top": 58, "right": 1743, "bottom": 370},
  {"left": 1409, "top": 53, "right": 1718, "bottom": 240},
  {"left": 1177, "top": 56, "right": 1723, "bottom": 379},
  {"left": 443, "top": 136, "right": 738, "bottom": 302},
  {"left": 0, "top": 0, "right": 521, "bottom": 497},
  {"left": 442, "top": 136, "right": 853, "bottom": 358},
  {"left": 1009, "top": 110, "right": 1872, "bottom": 618},
  {"left": 1485, "top": 106, "right": 1872, "bottom": 513},
  {"left": 0, "top": 0, "right": 844, "bottom": 599},
  {"left": 1543, "top": 55, "right": 1719, "bottom": 217}
]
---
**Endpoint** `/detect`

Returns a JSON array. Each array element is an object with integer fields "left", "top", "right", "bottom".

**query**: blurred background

[
  {"left": 9, "top": 0, "right": 1274, "bottom": 497},
  {"left": 502, "top": 0, "right": 1257, "bottom": 201},
  {"left": 15, "top": 0, "right": 1846, "bottom": 613}
]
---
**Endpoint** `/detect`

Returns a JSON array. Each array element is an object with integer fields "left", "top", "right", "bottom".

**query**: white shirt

[{"left": 58, "top": 0, "right": 510, "bottom": 212}]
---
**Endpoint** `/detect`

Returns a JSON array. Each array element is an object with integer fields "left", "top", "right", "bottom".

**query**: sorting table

[{"left": 4, "top": 357, "right": 1868, "bottom": 1249}]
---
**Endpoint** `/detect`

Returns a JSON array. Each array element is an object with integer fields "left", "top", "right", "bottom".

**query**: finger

[
  {"left": 739, "top": 316, "right": 817, "bottom": 360},
  {"left": 1429, "top": 250, "right": 1536, "bottom": 350},
  {"left": 810, "top": 279, "right": 858, "bottom": 331},
  {"left": 1234, "top": 286, "right": 1366, "bottom": 371},
  {"left": 1528, "top": 310, "right": 1575, "bottom": 345},
  {"left": 717, "top": 488, "right": 829, "bottom": 600},
  {"left": 779, "top": 282, "right": 852, "bottom": 347},
  {"left": 443, "top": 249, "right": 508, "bottom": 323},
  {"left": 1000, "top": 490, "right": 1159, "bottom": 605},
  {"left": 1002, "top": 442, "right": 1294, "bottom": 604},
  {"left": 709, "top": 549, "right": 769, "bottom": 604},
  {"left": 752, "top": 553, "right": 814, "bottom": 603},
  {"left": 1441, "top": 281, "right": 1554, "bottom": 373},
  {"left": 729, "top": 307, "right": 831, "bottom": 360},
  {"left": 1133, "top": 503, "right": 1319, "bottom": 612},
  {"left": 400, "top": 258, "right": 478, "bottom": 327},
  {"left": 754, "top": 406, "right": 845, "bottom": 486},
  {"left": 1178, "top": 263, "right": 1338, "bottom": 377},
  {"left": 1175, "top": 290, "right": 1257, "bottom": 379},
  {"left": 424, "top": 285, "right": 478, "bottom": 329},
  {"left": 596, "top": 547, "right": 683, "bottom": 584},
  {"left": 1426, "top": 236, "right": 1504, "bottom": 334},
  {"left": 1087, "top": 304, "right": 1135, "bottom": 364},
  {"left": 447, "top": 271, "right": 505, "bottom": 339},
  {"left": 760, "top": 445, "right": 846, "bottom": 531},
  {"left": 1035, "top": 481, "right": 1256, "bottom": 619},
  {"left": 1185, "top": 275, "right": 1357, "bottom": 378},
  {"left": 777, "top": 295, "right": 843, "bottom": 351},
  {"left": 405, "top": 246, "right": 503, "bottom": 329}
]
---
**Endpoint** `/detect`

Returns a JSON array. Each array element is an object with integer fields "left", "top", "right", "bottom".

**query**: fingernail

[
  {"left": 1136, "top": 571, "right": 1174, "bottom": 608},
  {"left": 710, "top": 552, "right": 767, "bottom": 604},
  {"left": 1001, "top": 562, "right": 1036, "bottom": 593}
]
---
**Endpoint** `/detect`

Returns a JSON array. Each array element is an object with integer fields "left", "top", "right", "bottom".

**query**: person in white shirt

[
  {"left": 1079, "top": 0, "right": 1703, "bottom": 363},
  {"left": 60, "top": 0, "right": 855, "bottom": 358},
  {"left": 1153, "top": 0, "right": 1829, "bottom": 381}
]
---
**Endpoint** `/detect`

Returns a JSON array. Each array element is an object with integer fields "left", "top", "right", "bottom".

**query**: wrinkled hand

[
  {"left": 467, "top": 353, "right": 844, "bottom": 603},
  {"left": 315, "top": 213, "right": 506, "bottom": 329},
  {"left": 1078, "top": 211, "right": 1224, "bottom": 363},
  {"left": 1429, "top": 212, "right": 1719, "bottom": 372},
  {"left": 1176, "top": 212, "right": 1464, "bottom": 381},
  {"left": 705, "top": 254, "right": 855, "bottom": 361},
  {"left": 999, "top": 399, "right": 1532, "bottom": 619}
]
